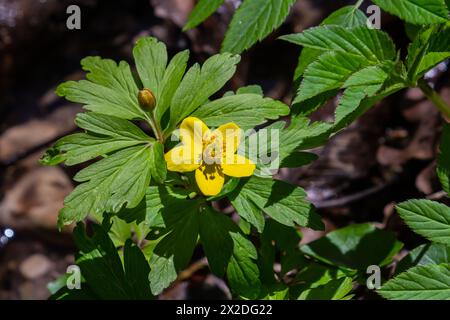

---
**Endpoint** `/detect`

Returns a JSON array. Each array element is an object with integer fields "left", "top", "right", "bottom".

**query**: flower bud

[{"left": 138, "top": 88, "right": 156, "bottom": 111}]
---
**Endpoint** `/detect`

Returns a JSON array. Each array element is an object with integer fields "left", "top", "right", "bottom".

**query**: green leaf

[
  {"left": 282, "top": 26, "right": 396, "bottom": 63},
  {"left": 296, "top": 277, "right": 354, "bottom": 300},
  {"left": 334, "top": 62, "right": 394, "bottom": 127},
  {"left": 167, "top": 53, "right": 240, "bottom": 133},
  {"left": 294, "top": 51, "right": 367, "bottom": 103},
  {"left": 301, "top": 223, "right": 403, "bottom": 271},
  {"left": 132, "top": 37, "right": 167, "bottom": 98},
  {"left": 183, "top": 0, "right": 224, "bottom": 31},
  {"left": 227, "top": 232, "right": 261, "bottom": 299},
  {"left": 59, "top": 145, "right": 152, "bottom": 226},
  {"left": 56, "top": 57, "right": 145, "bottom": 120},
  {"left": 379, "top": 264, "right": 450, "bottom": 300},
  {"left": 229, "top": 176, "right": 324, "bottom": 232},
  {"left": 148, "top": 199, "right": 200, "bottom": 295},
  {"left": 192, "top": 93, "right": 289, "bottom": 130},
  {"left": 372, "top": 0, "right": 449, "bottom": 25},
  {"left": 407, "top": 25, "right": 450, "bottom": 82},
  {"left": 396, "top": 199, "right": 450, "bottom": 245},
  {"left": 48, "top": 112, "right": 152, "bottom": 166},
  {"left": 149, "top": 141, "right": 167, "bottom": 184},
  {"left": 198, "top": 207, "right": 239, "bottom": 277},
  {"left": 222, "top": 0, "right": 296, "bottom": 54},
  {"left": 155, "top": 50, "right": 189, "bottom": 122},
  {"left": 293, "top": 5, "right": 368, "bottom": 80},
  {"left": 72, "top": 223, "right": 130, "bottom": 299},
  {"left": 437, "top": 114, "right": 450, "bottom": 196},
  {"left": 396, "top": 243, "right": 450, "bottom": 274},
  {"left": 123, "top": 239, "right": 153, "bottom": 299}
]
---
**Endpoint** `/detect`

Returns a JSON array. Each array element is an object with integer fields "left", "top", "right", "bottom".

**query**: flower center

[{"left": 202, "top": 134, "right": 223, "bottom": 165}]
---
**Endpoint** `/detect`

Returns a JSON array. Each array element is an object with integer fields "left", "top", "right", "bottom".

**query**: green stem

[
  {"left": 418, "top": 79, "right": 450, "bottom": 120},
  {"left": 144, "top": 113, "right": 164, "bottom": 143},
  {"left": 354, "top": 0, "right": 364, "bottom": 9}
]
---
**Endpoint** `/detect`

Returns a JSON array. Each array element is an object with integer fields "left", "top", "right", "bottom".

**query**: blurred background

[{"left": 0, "top": 0, "right": 449, "bottom": 299}]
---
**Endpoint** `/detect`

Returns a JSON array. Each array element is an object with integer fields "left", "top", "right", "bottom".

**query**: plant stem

[
  {"left": 354, "top": 0, "right": 364, "bottom": 9},
  {"left": 418, "top": 79, "right": 450, "bottom": 121},
  {"left": 144, "top": 113, "right": 164, "bottom": 143}
]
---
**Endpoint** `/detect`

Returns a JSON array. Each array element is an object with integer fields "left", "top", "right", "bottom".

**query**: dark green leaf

[
  {"left": 184, "top": 0, "right": 224, "bottom": 31},
  {"left": 222, "top": 0, "right": 296, "bottom": 54},
  {"left": 372, "top": 0, "right": 449, "bottom": 25},
  {"left": 396, "top": 199, "right": 450, "bottom": 245},
  {"left": 301, "top": 223, "right": 403, "bottom": 270}
]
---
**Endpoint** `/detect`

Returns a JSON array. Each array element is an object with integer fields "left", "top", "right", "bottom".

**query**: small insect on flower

[
  {"left": 165, "top": 117, "right": 256, "bottom": 196},
  {"left": 138, "top": 88, "right": 156, "bottom": 111}
]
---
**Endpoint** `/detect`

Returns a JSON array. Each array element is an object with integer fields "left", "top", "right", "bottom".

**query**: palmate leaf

[
  {"left": 59, "top": 145, "right": 153, "bottom": 227},
  {"left": 65, "top": 223, "right": 152, "bottom": 300},
  {"left": 227, "top": 232, "right": 262, "bottom": 299},
  {"left": 148, "top": 198, "right": 201, "bottom": 295},
  {"left": 300, "top": 223, "right": 403, "bottom": 271},
  {"left": 56, "top": 57, "right": 145, "bottom": 121},
  {"left": 437, "top": 123, "right": 450, "bottom": 195},
  {"left": 183, "top": 0, "right": 224, "bottom": 31},
  {"left": 372, "top": 0, "right": 449, "bottom": 25},
  {"left": 199, "top": 207, "right": 261, "bottom": 299},
  {"left": 166, "top": 53, "right": 240, "bottom": 134},
  {"left": 222, "top": 0, "right": 296, "bottom": 54},
  {"left": 378, "top": 264, "right": 450, "bottom": 300},
  {"left": 41, "top": 112, "right": 153, "bottom": 166},
  {"left": 396, "top": 199, "right": 450, "bottom": 245},
  {"left": 192, "top": 93, "right": 290, "bottom": 130},
  {"left": 229, "top": 176, "right": 324, "bottom": 233}
]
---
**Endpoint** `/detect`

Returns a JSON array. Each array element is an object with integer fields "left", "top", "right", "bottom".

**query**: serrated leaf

[
  {"left": 56, "top": 57, "right": 145, "bottom": 120},
  {"left": 227, "top": 232, "right": 261, "bottom": 299},
  {"left": 155, "top": 50, "right": 189, "bottom": 122},
  {"left": 379, "top": 264, "right": 450, "bottom": 300},
  {"left": 438, "top": 123, "right": 450, "bottom": 195},
  {"left": 148, "top": 199, "right": 200, "bottom": 295},
  {"left": 296, "top": 277, "right": 354, "bottom": 300},
  {"left": 229, "top": 176, "right": 324, "bottom": 232},
  {"left": 59, "top": 145, "right": 152, "bottom": 226},
  {"left": 198, "top": 207, "right": 239, "bottom": 277},
  {"left": 192, "top": 93, "right": 289, "bottom": 130},
  {"left": 222, "top": 0, "right": 296, "bottom": 54},
  {"left": 184, "top": 0, "right": 224, "bottom": 31},
  {"left": 294, "top": 51, "right": 367, "bottom": 103},
  {"left": 396, "top": 199, "right": 450, "bottom": 245},
  {"left": 396, "top": 243, "right": 450, "bottom": 274},
  {"left": 123, "top": 239, "right": 153, "bottom": 299},
  {"left": 407, "top": 25, "right": 450, "bottom": 82},
  {"left": 47, "top": 113, "right": 152, "bottom": 166},
  {"left": 293, "top": 5, "right": 368, "bottom": 81},
  {"left": 282, "top": 26, "right": 396, "bottom": 63},
  {"left": 72, "top": 223, "right": 130, "bottom": 299},
  {"left": 166, "top": 53, "right": 240, "bottom": 133},
  {"left": 301, "top": 223, "right": 403, "bottom": 271},
  {"left": 132, "top": 37, "right": 167, "bottom": 98},
  {"left": 372, "top": 0, "right": 449, "bottom": 25}
]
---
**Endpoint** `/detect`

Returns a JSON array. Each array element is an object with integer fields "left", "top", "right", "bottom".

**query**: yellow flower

[{"left": 164, "top": 117, "right": 256, "bottom": 196}]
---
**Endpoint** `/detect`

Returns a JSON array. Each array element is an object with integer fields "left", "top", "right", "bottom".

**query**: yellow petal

[
  {"left": 212, "top": 122, "right": 241, "bottom": 155},
  {"left": 195, "top": 165, "right": 224, "bottom": 196},
  {"left": 180, "top": 117, "right": 210, "bottom": 146},
  {"left": 165, "top": 146, "right": 200, "bottom": 172},
  {"left": 222, "top": 154, "right": 256, "bottom": 177}
]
